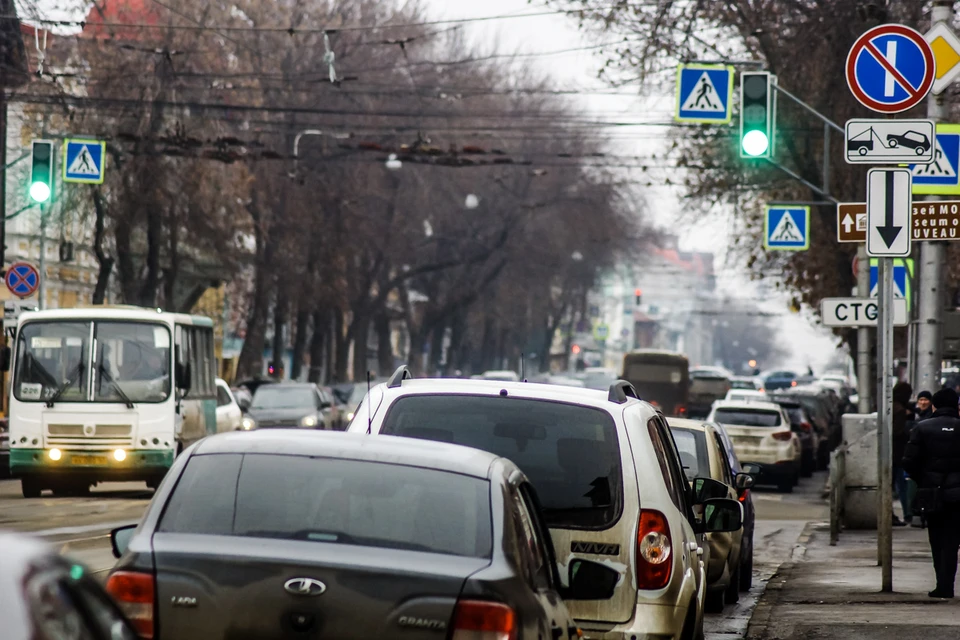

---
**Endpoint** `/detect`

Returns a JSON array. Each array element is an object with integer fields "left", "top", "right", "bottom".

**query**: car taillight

[
  {"left": 772, "top": 431, "right": 793, "bottom": 442},
  {"left": 799, "top": 421, "right": 812, "bottom": 432},
  {"left": 790, "top": 380, "right": 798, "bottom": 387},
  {"left": 451, "top": 600, "right": 516, "bottom": 640},
  {"left": 636, "top": 509, "right": 672, "bottom": 590},
  {"left": 105, "top": 571, "right": 155, "bottom": 639},
  {"left": 674, "top": 404, "right": 686, "bottom": 416},
  {"left": 739, "top": 489, "right": 750, "bottom": 503}
]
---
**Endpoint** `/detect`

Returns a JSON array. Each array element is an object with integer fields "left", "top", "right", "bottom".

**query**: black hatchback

[{"left": 108, "top": 431, "right": 613, "bottom": 639}]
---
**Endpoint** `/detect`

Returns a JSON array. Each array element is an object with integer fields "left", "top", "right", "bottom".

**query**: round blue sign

[
  {"left": 5, "top": 262, "right": 40, "bottom": 298},
  {"left": 846, "top": 24, "right": 935, "bottom": 113}
]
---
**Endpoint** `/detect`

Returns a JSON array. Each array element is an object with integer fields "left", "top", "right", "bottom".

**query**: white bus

[{"left": 7, "top": 306, "right": 217, "bottom": 498}]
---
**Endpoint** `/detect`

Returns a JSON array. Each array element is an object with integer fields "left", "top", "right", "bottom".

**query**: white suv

[{"left": 349, "top": 367, "right": 744, "bottom": 640}]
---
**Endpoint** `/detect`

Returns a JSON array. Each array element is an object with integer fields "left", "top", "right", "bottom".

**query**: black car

[
  {"left": 108, "top": 431, "right": 612, "bottom": 640},
  {"left": 772, "top": 398, "right": 818, "bottom": 475},
  {"left": 243, "top": 382, "right": 335, "bottom": 430},
  {"left": 0, "top": 533, "right": 139, "bottom": 640},
  {"left": 886, "top": 130, "right": 931, "bottom": 153}
]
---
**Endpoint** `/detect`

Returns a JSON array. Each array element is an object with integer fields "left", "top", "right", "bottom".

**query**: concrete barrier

[{"left": 841, "top": 413, "right": 878, "bottom": 530}]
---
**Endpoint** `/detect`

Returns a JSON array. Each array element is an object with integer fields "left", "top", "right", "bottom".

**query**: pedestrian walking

[
  {"left": 902, "top": 387, "right": 960, "bottom": 599},
  {"left": 916, "top": 390, "right": 934, "bottom": 421},
  {"left": 892, "top": 381, "right": 913, "bottom": 526}
]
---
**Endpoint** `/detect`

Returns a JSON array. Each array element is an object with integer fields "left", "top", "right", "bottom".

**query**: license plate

[{"left": 71, "top": 454, "right": 107, "bottom": 465}]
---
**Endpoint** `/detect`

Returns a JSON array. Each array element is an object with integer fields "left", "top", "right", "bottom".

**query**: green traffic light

[
  {"left": 29, "top": 181, "right": 51, "bottom": 203},
  {"left": 741, "top": 130, "right": 769, "bottom": 157}
]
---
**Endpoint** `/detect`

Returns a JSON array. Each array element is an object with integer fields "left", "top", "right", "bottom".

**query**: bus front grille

[{"left": 46, "top": 424, "right": 134, "bottom": 447}]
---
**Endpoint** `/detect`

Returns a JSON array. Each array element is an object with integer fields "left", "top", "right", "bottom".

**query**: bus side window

[{"left": 175, "top": 325, "right": 191, "bottom": 391}]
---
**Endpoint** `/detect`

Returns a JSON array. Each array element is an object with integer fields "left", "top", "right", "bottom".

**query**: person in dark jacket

[
  {"left": 902, "top": 387, "right": 960, "bottom": 598},
  {"left": 916, "top": 390, "right": 934, "bottom": 421},
  {"left": 892, "top": 381, "right": 913, "bottom": 526}
]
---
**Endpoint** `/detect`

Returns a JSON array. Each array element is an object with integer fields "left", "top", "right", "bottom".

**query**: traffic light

[
  {"left": 739, "top": 72, "right": 773, "bottom": 159},
  {"left": 635, "top": 288, "right": 643, "bottom": 306},
  {"left": 29, "top": 140, "right": 54, "bottom": 203}
]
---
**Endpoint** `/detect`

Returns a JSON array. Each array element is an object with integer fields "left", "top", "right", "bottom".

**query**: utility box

[{"left": 842, "top": 413, "right": 879, "bottom": 530}]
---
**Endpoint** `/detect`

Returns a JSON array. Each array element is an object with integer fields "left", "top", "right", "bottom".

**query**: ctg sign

[{"left": 820, "top": 298, "right": 908, "bottom": 327}]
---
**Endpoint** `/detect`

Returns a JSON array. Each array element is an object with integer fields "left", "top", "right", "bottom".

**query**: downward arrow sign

[{"left": 877, "top": 170, "right": 902, "bottom": 249}]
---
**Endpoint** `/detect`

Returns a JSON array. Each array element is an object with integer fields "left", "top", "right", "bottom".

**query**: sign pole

[
  {"left": 916, "top": 1, "right": 954, "bottom": 396},
  {"left": 38, "top": 203, "right": 46, "bottom": 310},
  {"left": 857, "top": 246, "right": 873, "bottom": 412},
  {"left": 877, "top": 257, "right": 895, "bottom": 592}
]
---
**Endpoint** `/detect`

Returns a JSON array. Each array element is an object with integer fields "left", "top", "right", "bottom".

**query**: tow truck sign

[
  {"left": 821, "top": 297, "right": 908, "bottom": 327},
  {"left": 845, "top": 119, "right": 935, "bottom": 164}
]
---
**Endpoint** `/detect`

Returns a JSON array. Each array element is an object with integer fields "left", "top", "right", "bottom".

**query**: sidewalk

[{"left": 746, "top": 523, "right": 960, "bottom": 639}]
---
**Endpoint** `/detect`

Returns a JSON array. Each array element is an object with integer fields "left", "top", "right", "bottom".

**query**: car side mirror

[
  {"left": 734, "top": 472, "right": 755, "bottom": 491},
  {"left": 110, "top": 524, "right": 137, "bottom": 559},
  {"left": 561, "top": 559, "right": 619, "bottom": 600},
  {"left": 692, "top": 477, "right": 728, "bottom": 504},
  {"left": 700, "top": 498, "right": 743, "bottom": 534}
]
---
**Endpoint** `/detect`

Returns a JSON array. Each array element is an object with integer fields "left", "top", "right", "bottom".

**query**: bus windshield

[{"left": 14, "top": 321, "right": 172, "bottom": 404}]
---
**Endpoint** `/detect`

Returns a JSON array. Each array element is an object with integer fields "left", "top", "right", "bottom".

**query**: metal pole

[
  {"left": 38, "top": 203, "right": 45, "bottom": 310},
  {"left": 916, "top": 1, "right": 954, "bottom": 396},
  {"left": 822, "top": 123, "right": 831, "bottom": 196},
  {"left": 877, "top": 257, "right": 894, "bottom": 592},
  {"left": 857, "top": 246, "right": 873, "bottom": 412}
]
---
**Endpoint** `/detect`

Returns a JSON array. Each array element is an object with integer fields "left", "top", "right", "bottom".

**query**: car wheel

[
  {"left": 778, "top": 478, "right": 794, "bottom": 493},
  {"left": 725, "top": 564, "right": 741, "bottom": 604},
  {"left": 801, "top": 450, "right": 814, "bottom": 477},
  {"left": 739, "top": 548, "right": 754, "bottom": 591},
  {"left": 889, "top": 139, "right": 899, "bottom": 148},
  {"left": 858, "top": 146, "right": 868, "bottom": 156},
  {"left": 705, "top": 587, "right": 725, "bottom": 614},
  {"left": 916, "top": 146, "right": 925, "bottom": 155},
  {"left": 21, "top": 477, "right": 42, "bottom": 499}
]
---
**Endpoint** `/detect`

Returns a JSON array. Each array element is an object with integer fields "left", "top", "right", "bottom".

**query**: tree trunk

[
  {"left": 429, "top": 325, "right": 446, "bottom": 375},
  {"left": 89, "top": 187, "right": 113, "bottom": 305},
  {"left": 162, "top": 208, "right": 179, "bottom": 311},
  {"left": 113, "top": 215, "right": 138, "bottom": 304},
  {"left": 351, "top": 313, "right": 371, "bottom": 382},
  {"left": 235, "top": 204, "right": 271, "bottom": 381},
  {"left": 447, "top": 310, "right": 466, "bottom": 375},
  {"left": 271, "top": 289, "right": 288, "bottom": 379},
  {"left": 333, "top": 308, "right": 348, "bottom": 383},
  {"left": 375, "top": 311, "right": 393, "bottom": 377},
  {"left": 308, "top": 308, "right": 326, "bottom": 384},
  {"left": 290, "top": 304, "right": 311, "bottom": 380}
]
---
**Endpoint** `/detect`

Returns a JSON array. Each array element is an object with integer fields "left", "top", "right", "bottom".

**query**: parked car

[
  {"left": 769, "top": 398, "right": 820, "bottom": 475},
  {"left": 2, "top": 533, "right": 139, "bottom": 640},
  {"left": 349, "top": 366, "right": 744, "bottom": 640},
  {"left": 724, "top": 389, "right": 771, "bottom": 403},
  {"left": 242, "top": 382, "right": 336, "bottom": 430},
  {"left": 729, "top": 376, "right": 762, "bottom": 391},
  {"left": 667, "top": 418, "right": 756, "bottom": 613},
  {"left": 215, "top": 378, "right": 243, "bottom": 432},
  {"left": 322, "top": 385, "right": 348, "bottom": 429},
  {"left": 707, "top": 400, "right": 801, "bottom": 492},
  {"left": 108, "top": 431, "right": 604, "bottom": 640},
  {"left": 762, "top": 370, "right": 798, "bottom": 391},
  {"left": 688, "top": 368, "right": 732, "bottom": 419},
  {"left": 773, "top": 387, "right": 842, "bottom": 458},
  {"left": 709, "top": 420, "right": 757, "bottom": 591}
]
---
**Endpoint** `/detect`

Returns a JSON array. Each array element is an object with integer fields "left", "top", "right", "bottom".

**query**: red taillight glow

[
  {"left": 799, "top": 421, "right": 812, "bottom": 432},
  {"left": 636, "top": 509, "right": 672, "bottom": 590},
  {"left": 772, "top": 431, "right": 793, "bottom": 442},
  {"left": 674, "top": 404, "right": 686, "bottom": 416},
  {"left": 451, "top": 600, "right": 516, "bottom": 640},
  {"left": 790, "top": 380, "right": 798, "bottom": 387},
  {"left": 105, "top": 571, "right": 155, "bottom": 639},
  {"left": 739, "top": 489, "right": 750, "bottom": 503}
]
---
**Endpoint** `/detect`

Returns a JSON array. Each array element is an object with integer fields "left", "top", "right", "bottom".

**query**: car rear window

[
  {"left": 670, "top": 429, "right": 711, "bottom": 482},
  {"left": 712, "top": 408, "right": 782, "bottom": 427},
  {"left": 380, "top": 395, "right": 622, "bottom": 530},
  {"left": 158, "top": 454, "right": 493, "bottom": 558}
]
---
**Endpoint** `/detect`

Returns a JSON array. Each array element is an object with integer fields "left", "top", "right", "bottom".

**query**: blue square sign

[
  {"left": 675, "top": 64, "right": 733, "bottom": 124},
  {"left": 909, "top": 125, "right": 960, "bottom": 194},
  {"left": 764, "top": 206, "right": 810, "bottom": 251},
  {"left": 63, "top": 139, "right": 106, "bottom": 184}
]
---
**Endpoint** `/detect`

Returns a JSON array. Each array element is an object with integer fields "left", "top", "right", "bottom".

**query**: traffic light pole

[
  {"left": 38, "top": 203, "right": 45, "bottom": 309},
  {"left": 915, "top": 1, "right": 954, "bottom": 397}
]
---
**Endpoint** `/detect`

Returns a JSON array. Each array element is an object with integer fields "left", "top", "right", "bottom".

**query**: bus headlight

[
  {"left": 241, "top": 416, "right": 256, "bottom": 431},
  {"left": 113, "top": 449, "right": 127, "bottom": 462},
  {"left": 300, "top": 415, "right": 319, "bottom": 428},
  {"left": 49, "top": 448, "right": 62, "bottom": 461}
]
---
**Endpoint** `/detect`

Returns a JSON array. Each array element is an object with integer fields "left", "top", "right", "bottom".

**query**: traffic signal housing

[
  {"left": 739, "top": 72, "right": 773, "bottom": 159},
  {"left": 635, "top": 288, "right": 643, "bottom": 306},
  {"left": 29, "top": 140, "right": 54, "bottom": 203}
]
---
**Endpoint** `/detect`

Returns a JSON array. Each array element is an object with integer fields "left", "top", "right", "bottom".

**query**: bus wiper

[
  {"left": 98, "top": 365, "right": 135, "bottom": 409},
  {"left": 46, "top": 363, "right": 85, "bottom": 408}
]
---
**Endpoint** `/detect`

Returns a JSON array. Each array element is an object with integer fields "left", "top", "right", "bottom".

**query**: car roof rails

[
  {"left": 608, "top": 380, "right": 640, "bottom": 404},
  {"left": 386, "top": 365, "right": 413, "bottom": 389}
]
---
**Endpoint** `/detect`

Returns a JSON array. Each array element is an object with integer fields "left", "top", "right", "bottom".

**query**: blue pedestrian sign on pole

[
  {"left": 764, "top": 206, "right": 810, "bottom": 251},
  {"left": 675, "top": 64, "right": 734, "bottom": 124},
  {"left": 845, "top": 24, "right": 935, "bottom": 114},
  {"left": 909, "top": 124, "right": 960, "bottom": 195},
  {"left": 869, "top": 258, "right": 913, "bottom": 310},
  {"left": 63, "top": 139, "right": 106, "bottom": 184}
]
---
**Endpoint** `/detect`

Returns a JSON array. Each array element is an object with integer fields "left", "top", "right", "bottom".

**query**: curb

[{"left": 744, "top": 522, "right": 816, "bottom": 640}]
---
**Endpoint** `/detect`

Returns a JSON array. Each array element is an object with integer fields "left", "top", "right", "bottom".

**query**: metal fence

[{"left": 829, "top": 445, "right": 847, "bottom": 545}]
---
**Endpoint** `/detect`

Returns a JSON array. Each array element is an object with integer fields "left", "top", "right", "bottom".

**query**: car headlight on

[
  {"left": 241, "top": 416, "right": 256, "bottom": 431},
  {"left": 300, "top": 415, "right": 319, "bottom": 428},
  {"left": 347, "top": 411, "right": 355, "bottom": 422}
]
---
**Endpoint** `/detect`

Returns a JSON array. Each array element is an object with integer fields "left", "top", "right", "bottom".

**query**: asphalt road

[{"left": 0, "top": 469, "right": 829, "bottom": 638}]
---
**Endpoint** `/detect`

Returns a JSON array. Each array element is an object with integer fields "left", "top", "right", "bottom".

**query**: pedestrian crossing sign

[
  {"left": 675, "top": 64, "right": 734, "bottom": 124},
  {"left": 764, "top": 205, "right": 810, "bottom": 251},
  {"left": 63, "top": 139, "right": 106, "bottom": 184},
  {"left": 909, "top": 124, "right": 960, "bottom": 194}
]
